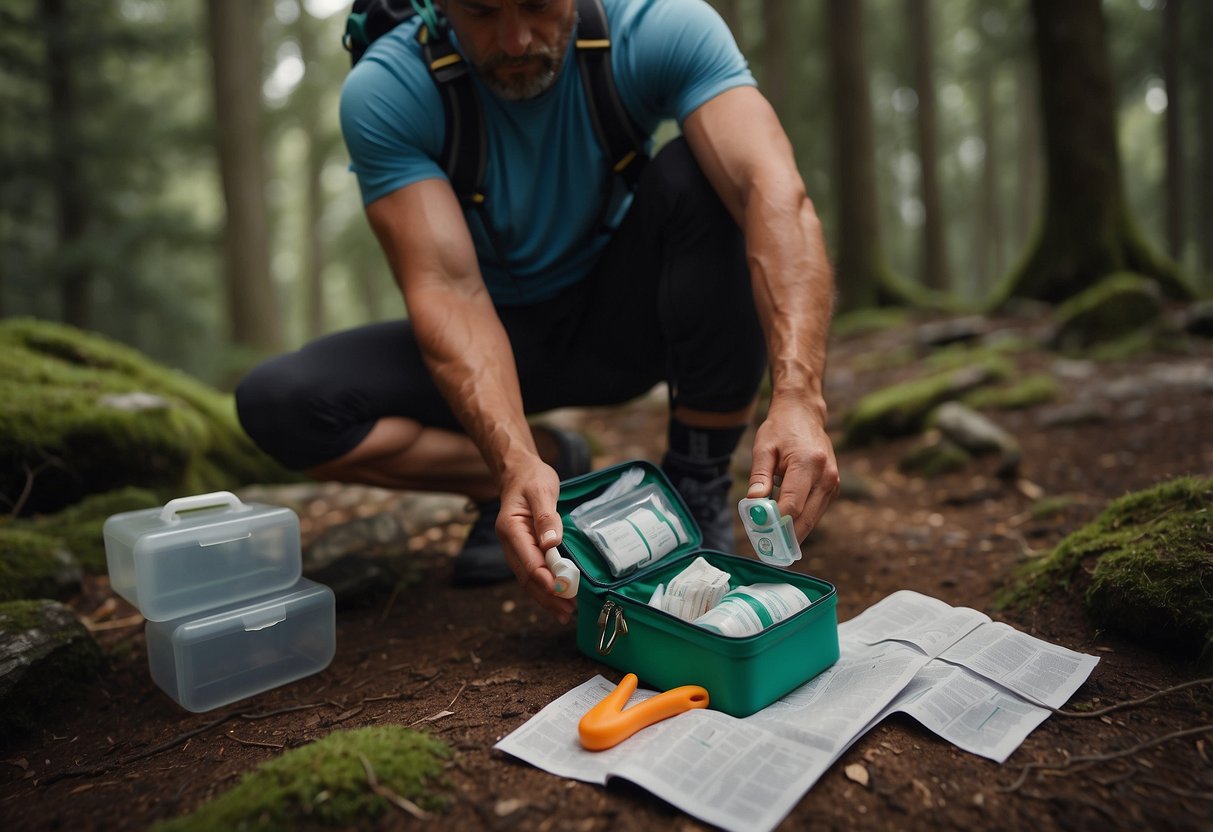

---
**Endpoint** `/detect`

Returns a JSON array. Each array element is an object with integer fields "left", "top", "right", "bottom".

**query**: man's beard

[{"left": 475, "top": 15, "right": 575, "bottom": 101}]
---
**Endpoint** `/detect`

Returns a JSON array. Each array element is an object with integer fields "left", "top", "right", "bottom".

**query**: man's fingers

[{"left": 747, "top": 444, "right": 778, "bottom": 498}]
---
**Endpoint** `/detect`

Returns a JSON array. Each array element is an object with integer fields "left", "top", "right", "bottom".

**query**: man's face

[{"left": 439, "top": 0, "right": 578, "bottom": 101}]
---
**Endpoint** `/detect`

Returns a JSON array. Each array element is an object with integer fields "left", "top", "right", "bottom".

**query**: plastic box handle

[{"left": 159, "top": 491, "right": 245, "bottom": 524}]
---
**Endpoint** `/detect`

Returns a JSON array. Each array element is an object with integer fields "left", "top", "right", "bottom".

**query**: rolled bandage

[{"left": 545, "top": 548, "right": 580, "bottom": 599}]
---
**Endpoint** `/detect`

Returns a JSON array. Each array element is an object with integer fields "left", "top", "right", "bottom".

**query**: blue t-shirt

[{"left": 339, "top": 0, "right": 754, "bottom": 306}]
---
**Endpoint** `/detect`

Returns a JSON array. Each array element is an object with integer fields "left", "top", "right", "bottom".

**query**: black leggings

[{"left": 235, "top": 138, "right": 767, "bottom": 470}]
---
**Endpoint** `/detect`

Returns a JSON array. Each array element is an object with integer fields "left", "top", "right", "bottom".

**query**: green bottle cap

[{"left": 748, "top": 504, "right": 769, "bottom": 525}]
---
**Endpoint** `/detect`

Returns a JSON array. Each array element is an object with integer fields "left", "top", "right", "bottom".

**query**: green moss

[
  {"left": 0, "top": 487, "right": 161, "bottom": 584},
  {"left": 152, "top": 726, "right": 450, "bottom": 832},
  {"left": 999, "top": 477, "right": 1213, "bottom": 665},
  {"left": 852, "top": 345, "right": 917, "bottom": 373},
  {"left": 962, "top": 374, "right": 1061, "bottom": 411},
  {"left": 841, "top": 356, "right": 1013, "bottom": 448},
  {"left": 0, "top": 318, "right": 297, "bottom": 515},
  {"left": 899, "top": 439, "right": 972, "bottom": 478},
  {"left": 1049, "top": 272, "right": 1163, "bottom": 352},
  {"left": 923, "top": 341, "right": 1030, "bottom": 373},
  {"left": 0, "top": 528, "right": 78, "bottom": 602},
  {"left": 1028, "top": 494, "right": 1078, "bottom": 520},
  {"left": 830, "top": 308, "right": 914, "bottom": 339}
]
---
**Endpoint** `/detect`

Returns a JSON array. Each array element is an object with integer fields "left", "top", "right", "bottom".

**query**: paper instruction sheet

[{"left": 495, "top": 590, "right": 1098, "bottom": 832}]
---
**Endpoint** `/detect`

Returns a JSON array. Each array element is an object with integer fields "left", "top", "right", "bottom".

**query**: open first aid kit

[
  {"left": 104, "top": 492, "right": 335, "bottom": 712},
  {"left": 556, "top": 461, "right": 839, "bottom": 717}
]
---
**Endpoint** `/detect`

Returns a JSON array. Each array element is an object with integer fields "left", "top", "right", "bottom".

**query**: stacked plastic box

[{"left": 104, "top": 492, "right": 336, "bottom": 713}]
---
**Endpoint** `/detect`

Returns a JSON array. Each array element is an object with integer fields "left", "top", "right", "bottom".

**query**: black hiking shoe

[
  {"left": 453, "top": 428, "right": 592, "bottom": 586},
  {"left": 661, "top": 451, "right": 737, "bottom": 553}
]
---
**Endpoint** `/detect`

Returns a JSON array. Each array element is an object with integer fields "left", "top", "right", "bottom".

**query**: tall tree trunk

[
  {"left": 297, "top": 8, "right": 327, "bottom": 340},
  {"left": 43, "top": 0, "right": 90, "bottom": 329},
  {"left": 1013, "top": 58, "right": 1041, "bottom": 251},
  {"left": 976, "top": 61, "right": 1003, "bottom": 300},
  {"left": 711, "top": 0, "right": 742, "bottom": 42},
  {"left": 908, "top": 0, "right": 948, "bottom": 292},
  {"left": 826, "top": 0, "right": 896, "bottom": 312},
  {"left": 762, "top": 0, "right": 788, "bottom": 119},
  {"left": 1163, "top": 0, "right": 1184, "bottom": 261},
  {"left": 206, "top": 0, "right": 282, "bottom": 353},
  {"left": 1000, "top": 0, "right": 1189, "bottom": 305},
  {"left": 1197, "top": 0, "right": 1213, "bottom": 287}
]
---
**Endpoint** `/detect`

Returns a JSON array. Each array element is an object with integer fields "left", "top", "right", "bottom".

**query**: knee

[{"left": 234, "top": 356, "right": 318, "bottom": 469}]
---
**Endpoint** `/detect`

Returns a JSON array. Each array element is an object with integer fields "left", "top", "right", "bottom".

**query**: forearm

[
  {"left": 743, "top": 180, "right": 834, "bottom": 423},
  {"left": 684, "top": 88, "right": 834, "bottom": 424},
  {"left": 406, "top": 280, "right": 538, "bottom": 481}
]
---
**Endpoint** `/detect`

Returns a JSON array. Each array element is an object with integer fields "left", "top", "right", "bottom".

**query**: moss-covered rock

[
  {"left": 0, "top": 319, "right": 296, "bottom": 516},
  {"left": 1000, "top": 476, "right": 1213, "bottom": 666},
  {"left": 1047, "top": 273, "right": 1163, "bottom": 352},
  {"left": 841, "top": 356, "right": 1013, "bottom": 448},
  {"left": 962, "top": 373, "right": 1061, "bottom": 411},
  {"left": 0, "top": 528, "right": 81, "bottom": 602},
  {"left": 151, "top": 726, "right": 450, "bottom": 831},
  {"left": 830, "top": 307, "right": 915, "bottom": 339},
  {"left": 898, "top": 437, "right": 972, "bottom": 477},
  {"left": 0, "top": 599, "right": 102, "bottom": 736}
]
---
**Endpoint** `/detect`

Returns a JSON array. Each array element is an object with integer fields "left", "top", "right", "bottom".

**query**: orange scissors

[{"left": 578, "top": 673, "right": 709, "bottom": 751}]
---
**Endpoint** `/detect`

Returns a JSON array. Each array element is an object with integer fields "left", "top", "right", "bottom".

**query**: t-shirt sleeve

[
  {"left": 614, "top": 0, "right": 756, "bottom": 127},
  {"left": 338, "top": 45, "right": 448, "bottom": 206}
]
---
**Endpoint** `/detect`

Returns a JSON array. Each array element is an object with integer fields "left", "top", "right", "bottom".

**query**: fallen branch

[
  {"left": 359, "top": 754, "right": 430, "bottom": 820},
  {"left": 1052, "top": 677, "right": 1213, "bottom": 719},
  {"left": 226, "top": 733, "right": 285, "bottom": 749},
  {"left": 44, "top": 702, "right": 334, "bottom": 784},
  {"left": 998, "top": 723, "right": 1213, "bottom": 793}
]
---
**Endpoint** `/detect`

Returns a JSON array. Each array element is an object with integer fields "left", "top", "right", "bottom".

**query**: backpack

[{"left": 342, "top": 0, "right": 648, "bottom": 214}]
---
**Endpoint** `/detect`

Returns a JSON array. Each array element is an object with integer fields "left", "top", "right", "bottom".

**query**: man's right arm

[{"left": 363, "top": 180, "right": 574, "bottom": 621}]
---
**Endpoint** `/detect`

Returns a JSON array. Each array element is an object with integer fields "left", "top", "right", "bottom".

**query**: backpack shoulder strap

[
  {"left": 574, "top": 0, "right": 649, "bottom": 187},
  {"left": 416, "top": 22, "right": 487, "bottom": 207}
]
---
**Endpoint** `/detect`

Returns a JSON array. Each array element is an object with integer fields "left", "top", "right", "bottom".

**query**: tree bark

[
  {"left": 297, "top": 8, "right": 328, "bottom": 340},
  {"left": 1013, "top": 57, "right": 1041, "bottom": 251},
  {"left": 711, "top": 0, "right": 743, "bottom": 43},
  {"left": 826, "top": 0, "right": 894, "bottom": 312},
  {"left": 762, "top": 0, "right": 788, "bottom": 119},
  {"left": 908, "top": 0, "right": 948, "bottom": 292},
  {"left": 1197, "top": 0, "right": 1213, "bottom": 287},
  {"left": 206, "top": 0, "right": 282, "bottom": 353},
  {"left": 976, "top": 59, "right": 1003, "bottom": 298},
  {"left": 42, "top": 0, "right": 90, "bottom": 329},
  {"left": 1163, "top": 0, "right": 1184, "bottom": 261},
  {"left": 999, "top": 0, "right": 1189, "bottom": 305}
]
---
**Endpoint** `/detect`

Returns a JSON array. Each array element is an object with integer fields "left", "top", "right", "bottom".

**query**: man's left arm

[{"left": 683, "top": 86, "right": 840, "bottom": 540}]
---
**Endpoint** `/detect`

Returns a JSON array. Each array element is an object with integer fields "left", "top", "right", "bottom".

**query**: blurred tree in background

[{"left": 1, "top": 0, "right": 1208, "bottom": 390}]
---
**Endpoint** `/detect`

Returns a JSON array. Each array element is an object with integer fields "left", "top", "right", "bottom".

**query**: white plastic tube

[{"left": 545, "top": 548, "right": 580, "bottom": 599}]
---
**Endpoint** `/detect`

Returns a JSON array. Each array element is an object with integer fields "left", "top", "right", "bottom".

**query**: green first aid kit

[{"left": 556, "top": 460, "right": 839, "bottom": 717}]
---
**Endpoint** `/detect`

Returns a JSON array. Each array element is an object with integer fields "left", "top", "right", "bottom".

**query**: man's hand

[
  {"left": 746, "top": 395, "right": 839, "bottom": 542},
  {"left": 496, "top": 457, "right": 577, "bottom": 624}
]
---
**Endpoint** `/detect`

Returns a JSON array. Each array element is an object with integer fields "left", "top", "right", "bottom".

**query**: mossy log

[{"left": 0, "top": 318, "right": 295, "bottom": 516}]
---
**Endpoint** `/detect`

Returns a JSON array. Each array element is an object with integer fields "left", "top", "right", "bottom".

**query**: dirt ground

[{"left": 3, "top": 313, "right": 1212, "bottom": 831}]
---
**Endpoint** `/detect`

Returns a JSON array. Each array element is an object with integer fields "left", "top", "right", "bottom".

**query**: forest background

[{"left": 3, "top": 0, "right": 1211, "bottom": 390}]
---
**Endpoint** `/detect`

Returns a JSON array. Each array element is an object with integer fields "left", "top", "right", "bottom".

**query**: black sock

[{"left": 665, "top": 419, "right": 746, "bottom": 477}]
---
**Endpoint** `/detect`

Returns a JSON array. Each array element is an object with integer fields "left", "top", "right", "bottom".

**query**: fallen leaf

[
  {"left": 911, "top": 778, "right": 933, "bottom": 807},
  {"left": 409, "top": 709, "right": 454, "bottom": 727},
  {"left": 494, "top": 798, "right": 526, "bottom": 817},
  {"left": 844, "top": 763, "right": 870, "bottom": 787}
]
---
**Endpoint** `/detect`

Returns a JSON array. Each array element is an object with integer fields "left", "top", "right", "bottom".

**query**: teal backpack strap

[
  {"left": 575, "top": 0, "right": 649, "bottom": 188},
  {"left": 415, "top": 21, "right": 487, "bottom": 208}
]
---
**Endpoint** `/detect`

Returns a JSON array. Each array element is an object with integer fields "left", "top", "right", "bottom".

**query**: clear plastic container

[
  {"left": 145, "top": 578, "right": 335, "bottom": 713},
  {"left": 104, "top": 492, "right": 301, "bottom": 621}
]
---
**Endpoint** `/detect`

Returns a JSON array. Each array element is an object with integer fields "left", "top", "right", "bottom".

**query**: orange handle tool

[{"left": 578, "top": 673, "right": 709, "bottom": 751}]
